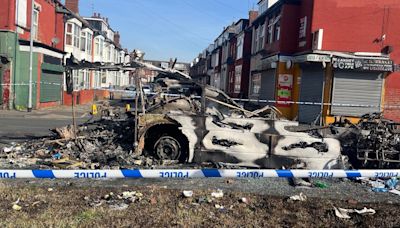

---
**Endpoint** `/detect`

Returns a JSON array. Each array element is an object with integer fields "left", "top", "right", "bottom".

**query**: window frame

[
  {"left": 234, "top": 65, "right": 242, "bottom": 93},
  {"left": 73, "top": 25, "right": 80, "bottom": 48},
  {"left": 87, "top": 33, "right": 93, "bottom": 55},
  {"left": 66, "top": 23, "right": 73, "bottom": 46},
  {"left": 32, "top": 9, "right": 39, "bottom": 40},
  {"left": 80, "top": 31, "right": 86, "bottom": 52},
  {"left": 251, "top": 73, "right": 261, "bottom": 95}
]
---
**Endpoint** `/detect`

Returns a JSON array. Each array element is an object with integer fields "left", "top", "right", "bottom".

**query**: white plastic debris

[
  {"left": 214, "top": 204, "right": 224, "bottom": 209},
  {"left": 211, "top": 189, "right": 224, "bottom": 198},
  {"left": 12, "top": 198, "right": 21, "bottom": 211},
  {"left": 240, "top": 197, "right": 248, "bottom": 204},
  {"left": 47, "top": 188, "right": 54, "bottom": 192},
  {"left": 389, "top": 189, "right": 400, "bottom": 196},
  {"left": 12, "top": 204, "right": 22, "bottom": 211},
  {"left": 3, "top": 147, "right": 13, "bottom": 153},
  {"left": 122, "top": 191, "right": 136, "bottom": 199},
  {"left": 182, "top": 190, "right": 193, "bottom": 198},
  {"left": 334, "top": 207, "right": 376, "bottom": 219},
  {"left": 289, "top": 192, "right": 307, "bottom": 202}
]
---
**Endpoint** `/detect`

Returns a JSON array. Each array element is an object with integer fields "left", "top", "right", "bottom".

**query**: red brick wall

[
  {"left": 0, "top": 0, "right": 16, "bottom": 30},
  {"left": 63, "top": 90, "right": 109, "bottom": 106},
  {"left": 312, "top": 0, "right": 400, "bottom": 121},
  {"left": 384, "top": 72, "right": 400, "bottom": 122},
  {"left": 4, "top": 0, "right": 65, "bottom": 52},
  {"left": 296, "top": 0, "right": 314, "bottom": 53},
  {"left": 65, "top": 0, "right": 79, "bottom": 14},
  {"left": 312, "top": 0, "right": 400, "bottom": 53},
  {"left": 279, "top": 4, "right": 300, "bottom": 54}
]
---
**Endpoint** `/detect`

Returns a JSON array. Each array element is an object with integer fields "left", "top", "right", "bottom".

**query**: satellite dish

[{"left": 51, "top": 37, "right": 60, "bottom": 45}]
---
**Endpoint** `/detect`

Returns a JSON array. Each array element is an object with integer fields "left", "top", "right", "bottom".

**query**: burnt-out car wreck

[
  {"left": 129, "top": 60, "right": 400, "bottom": 170},
  {"left": 130, "top": 62, "right": 346, "bottom": 170}
]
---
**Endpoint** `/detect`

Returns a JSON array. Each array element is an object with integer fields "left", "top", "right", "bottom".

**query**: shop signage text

[{"left": 332, "top": 57, "right": 393, "bottom": 72}]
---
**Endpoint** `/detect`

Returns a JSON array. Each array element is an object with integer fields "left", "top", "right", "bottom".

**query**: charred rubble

[
  {"left": 0, "top": 119, "right": 157, "bottom": 169},
  {"left": 333, "top": 113, "right": 400, "bottom": 169}
]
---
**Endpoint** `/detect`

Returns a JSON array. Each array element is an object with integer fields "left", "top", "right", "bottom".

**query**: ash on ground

[{"left": 0, "top": 119, "right": 164, "bottom": 169}]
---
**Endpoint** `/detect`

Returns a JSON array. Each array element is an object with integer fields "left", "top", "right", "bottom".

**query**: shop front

[{"left": 326, "top": 57, "right": 393, "bottom": 123}]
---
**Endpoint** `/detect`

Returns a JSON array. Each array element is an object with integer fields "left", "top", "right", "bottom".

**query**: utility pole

[{"left": 27, "top": 0, "right": 35, "bottom": 112}]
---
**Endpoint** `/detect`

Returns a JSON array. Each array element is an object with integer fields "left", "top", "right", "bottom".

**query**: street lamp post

[{"left": 27, "top": 0, "right": 35, "bottom": 112}]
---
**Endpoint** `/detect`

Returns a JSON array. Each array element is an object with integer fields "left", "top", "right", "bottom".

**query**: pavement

[{"left": 0, "top": 104, "right": 92, "bottom": 119}]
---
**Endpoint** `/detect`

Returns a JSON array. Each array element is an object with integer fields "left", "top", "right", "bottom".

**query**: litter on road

[{"left": 334, "top": 207, "right": 376, "bottom": 219}]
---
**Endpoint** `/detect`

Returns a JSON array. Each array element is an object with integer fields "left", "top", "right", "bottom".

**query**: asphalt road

[{"left": 0, "top": 115, "right": 91, "bottom": 144}]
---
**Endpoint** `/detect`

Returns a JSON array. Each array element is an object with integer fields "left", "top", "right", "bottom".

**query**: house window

[
  {"left": 73, "top": 70, "right": 79, "bottom": 91},
  {"left": 32, "top": 9, "right": 39, "bottom": 40},
  {"left": 267, "top": 19, "right": 274, "bottom": 44},
  {"left": 101, "top": 71, "right": 106, "bottom": 83},
  {"left": 94, "top": 71, "right": 101, "bottom": 88},
  {"left": 100, "top": 39, "right": 104, "bottom": 56},
  {"left": 65, "top": 23, "right": 81, "bottom": 48},
  {"left": 94, "top": 38, "right": 99, "bottom": 55},
  {"left": 251, "top": 73, "right": 261, "bottom": 95},
  {"left": 107, "top": 45, "right": 111, "bottom": 62},
  {"left": 274, "top": 19, "right": 281, "bottom": 41},
  {"left": 94, "top": 37, "right": 103, "bottom": 56},
  {"left": 66, "top": 23, "right": 73, "bottom": 45},
  {"left": 87, "top": 33, "right": 93, "bottom": 55},
  {"left": 234, "top": 65, "right": 242, "bottom": 93},
  {"left": 84, "top": 70, "right": 90, "bottom": 89},
  {"left": 80, "top": 32, "right": 86, "bottom": 52},
  {"left": 73, "top": 24, "right": 80, "bottom": 48},
  {"left": 258, "top": 23, "right": 265, "bottom": 50},
  {"left": 236, "top": 34, "right": 244, "bottom": 60},
  {"left": 253, "top": 27, "right": 259, "bottom": 53}
]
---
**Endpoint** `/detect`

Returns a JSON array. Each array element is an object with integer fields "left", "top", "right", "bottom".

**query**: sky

[{"left": 74, "top": 0, "right": 259, "bottom": 62}]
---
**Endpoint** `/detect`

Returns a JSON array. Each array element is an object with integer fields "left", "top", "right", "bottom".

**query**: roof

[{"left": 252, "top": 0, "right": 300, "bottom": 25}]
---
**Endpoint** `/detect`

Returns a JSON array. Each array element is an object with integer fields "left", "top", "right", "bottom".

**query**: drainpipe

[{"left": 27, "top": 0, "right": 34, "bottom": 112}]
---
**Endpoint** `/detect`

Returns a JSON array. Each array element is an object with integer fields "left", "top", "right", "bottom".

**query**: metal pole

[
  {"left": 320, "top": 76, "right": 326, "bottom": 127},
  {"left": 72, "top": 91, "right": 77, "bottom": 139},
  {"left": 27, "top": 0, "right": 34, "bottom": 112},
  {"left": 133, "top": 69, "right": 139, "bottom": 148}
]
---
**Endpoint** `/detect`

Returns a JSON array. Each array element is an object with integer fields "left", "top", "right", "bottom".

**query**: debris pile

[
  {"left": 0, "top": 119, "right": 159, "bottom": 169},
  {"left": 334, "top": 112, "right": 400, "bottom": 168}
]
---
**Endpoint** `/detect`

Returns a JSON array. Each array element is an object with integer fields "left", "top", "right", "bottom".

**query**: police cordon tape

[{"left": 0, "top": 169, "right": 399, "bottom": 179}]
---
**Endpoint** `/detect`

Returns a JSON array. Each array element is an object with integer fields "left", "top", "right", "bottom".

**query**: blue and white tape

[{"left": 0, "top": 169, "right": 399, "bottom": 179}]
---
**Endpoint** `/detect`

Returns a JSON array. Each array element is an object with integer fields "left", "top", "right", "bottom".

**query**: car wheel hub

[{"left": 154, "top": 136, "right": 181, "bottom": 160}]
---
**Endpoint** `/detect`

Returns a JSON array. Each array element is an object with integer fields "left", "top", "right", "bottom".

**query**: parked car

[
  {"left": 142, "top": 85, "right": 152, "bottom": 96},
  {"left": 121, "top": 86, "right": 137, "bottom": 101}
]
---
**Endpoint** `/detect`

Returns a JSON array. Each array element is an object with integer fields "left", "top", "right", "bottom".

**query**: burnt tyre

[
  {"left": 144, "top": 124, "right": 189, "bottom": 162},
  {"left": 154, "top": 136, "right": 182, "bottom": 160}
]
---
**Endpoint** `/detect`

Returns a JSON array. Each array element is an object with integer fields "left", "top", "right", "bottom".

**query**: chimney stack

[
  {"left": 65, "top": 0, "right": 79, "bottom": 14},
  {"left": 249, "top": 10, "right": 259, "bottom": 26},
  {"left": 114, "top": 31, "right": 120, "bottom": 47}
]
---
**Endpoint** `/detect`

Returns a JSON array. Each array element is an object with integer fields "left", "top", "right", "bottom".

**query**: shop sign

[
  {"left": 333, "top": 57, "right": 393, "bottom": 72},
  {"left": 294, "top": 54, "right": 330, "bottom": 63},
  {"left": 277, "top": 74, "right": 293, "bottom": 107}
]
